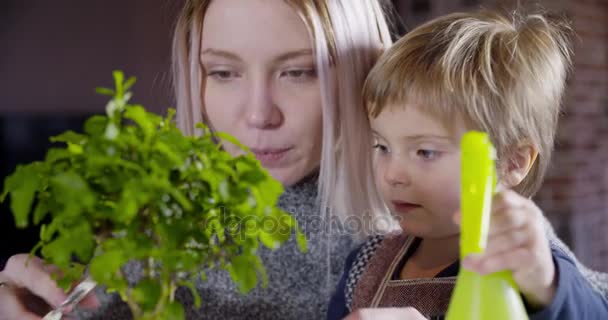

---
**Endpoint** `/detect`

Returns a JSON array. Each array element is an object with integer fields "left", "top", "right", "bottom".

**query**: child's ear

[{"left": 501, "top": 142, "right": 538, "bottom": 188}]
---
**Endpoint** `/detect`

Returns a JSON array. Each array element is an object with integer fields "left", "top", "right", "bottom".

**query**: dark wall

[
  {"left": 0, "top": 0, "right": 182, "bottom": 115},
  {"left": 0, "top": 1, "right": 183, "bottom": 266}
]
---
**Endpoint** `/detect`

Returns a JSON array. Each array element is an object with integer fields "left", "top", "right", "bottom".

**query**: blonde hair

[
  {"left": 171, "top": 1, "right": 393, "bottom": 233},
  {"left": 363, "top": 9, "right": 574, "bottom": 198}
]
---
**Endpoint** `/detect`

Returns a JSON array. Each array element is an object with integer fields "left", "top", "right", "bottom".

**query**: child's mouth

[{"left": 390, "top": 201, "right": 421, "bottom": 214}]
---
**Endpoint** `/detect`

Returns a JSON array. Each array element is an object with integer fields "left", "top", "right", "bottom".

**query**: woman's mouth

[
  {"left": 250, "top": 147, "right": 292, "bottom": 168},
  {"left": 390, "top": 201, "right": 422, "bottom": 214}
]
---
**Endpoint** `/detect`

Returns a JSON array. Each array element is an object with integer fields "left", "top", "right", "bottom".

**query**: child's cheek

[
  {"left": 373, "top": 162, "right": 391, "bottom": 200},
  {"left": 435, "top": 180, "right": 461, "bottom": 226}
]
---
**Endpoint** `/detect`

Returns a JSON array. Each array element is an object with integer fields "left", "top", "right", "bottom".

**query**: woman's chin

[
  {"left": 267, "top": 165, "right": 317, "bottom": 187},
  {"left": 266, "top": 167, "right": 300, "bottom": 187}
]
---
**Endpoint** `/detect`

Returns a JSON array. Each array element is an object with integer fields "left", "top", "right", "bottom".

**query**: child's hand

[
  {"left": 344, "top": 307, "right": 427, "bottom": 320},
  {"left": 460, "top": 189, "right": 557, "bottom": 308}
]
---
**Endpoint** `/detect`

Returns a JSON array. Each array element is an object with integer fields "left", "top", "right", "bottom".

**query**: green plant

[{"left": 1, "top": 71, "right": 307, "bottom": 320}]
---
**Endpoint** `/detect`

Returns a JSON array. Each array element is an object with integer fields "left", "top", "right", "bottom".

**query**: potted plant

[{"left": 1, "top": 71, "right": 307, "bottom": 319}]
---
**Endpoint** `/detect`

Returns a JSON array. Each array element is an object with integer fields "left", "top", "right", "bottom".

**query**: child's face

[{"left": 370, "top": 104, "right": 467, "bottom": 239}]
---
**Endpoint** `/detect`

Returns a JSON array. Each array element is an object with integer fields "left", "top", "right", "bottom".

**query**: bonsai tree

[{"left": 1, "top": 71, "right": 307, "bottom": 319}]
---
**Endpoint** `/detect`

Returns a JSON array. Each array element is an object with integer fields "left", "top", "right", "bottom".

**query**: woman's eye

[
  {"left": 416, "top": 149, "right": 441, "bottom": 160},
  {"left": 281, "top": 69, "right": 316, "bottom": 80},
  {"left": 207, "top": 70, "right": 238, "bottom": 81}
]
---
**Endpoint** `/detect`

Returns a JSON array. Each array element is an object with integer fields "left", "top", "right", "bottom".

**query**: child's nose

[{"left": 383, "top": 158, "right": 411, "bottom": 188}]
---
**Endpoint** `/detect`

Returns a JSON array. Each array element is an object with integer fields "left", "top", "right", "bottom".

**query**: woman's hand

[
  {"left": 344, "top": 307, "right": 427, "bottom": 320},
  {"left": 0, "top": 254, "right": 99, "bottom": 319}
]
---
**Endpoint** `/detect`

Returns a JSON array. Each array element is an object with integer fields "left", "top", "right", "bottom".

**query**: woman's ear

[{"left": 501, "top": 143, "right": 538, "bottom": 188}]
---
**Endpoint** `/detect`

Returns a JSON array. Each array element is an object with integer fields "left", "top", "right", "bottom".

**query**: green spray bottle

[{"left": 445, "top": 131, "right": 529, "bottom": 320}]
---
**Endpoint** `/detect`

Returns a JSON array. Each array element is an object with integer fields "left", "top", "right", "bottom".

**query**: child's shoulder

[
  {"left": 342, "top": 232, "right": 410, "bottom": 309},
  {"left": 350, "top": 231, "right": 410, "bottom": 262},
  {"left": 346, "top": 232, "right": 406, "bottom": 273}
]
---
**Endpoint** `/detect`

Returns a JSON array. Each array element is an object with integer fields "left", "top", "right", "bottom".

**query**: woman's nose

[{"left": 245, "top": 79, "right": 282, "bottom": 129}]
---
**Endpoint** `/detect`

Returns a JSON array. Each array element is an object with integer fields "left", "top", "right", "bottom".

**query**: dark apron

[{"left": 351, "top": 234, "right": 456, "bottom": 319}]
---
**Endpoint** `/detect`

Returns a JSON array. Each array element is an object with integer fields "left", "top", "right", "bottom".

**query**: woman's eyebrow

[
  {"left": 200, "top": 48, "right": 242, "bottom": 61},
  {"left": 273, "top": 49, "right": 313, "bottom": 63}
]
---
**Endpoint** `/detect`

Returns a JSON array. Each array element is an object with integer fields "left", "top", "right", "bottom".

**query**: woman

[{"left": 0, "top": 1, "right": 605, "bottom": 319}]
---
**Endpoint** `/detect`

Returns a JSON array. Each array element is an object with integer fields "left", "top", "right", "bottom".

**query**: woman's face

[{"left": 201, "top": 0, "right": 323, "bottom": 186}]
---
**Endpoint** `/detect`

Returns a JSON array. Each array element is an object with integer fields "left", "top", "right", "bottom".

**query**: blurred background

[{"left": 1, "top": 0, "right": 607, "bottom": 272}]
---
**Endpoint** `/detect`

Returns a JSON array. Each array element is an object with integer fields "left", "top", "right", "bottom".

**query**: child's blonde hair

[{"left": 363, "top": 9, "right": 574, "bottom": 197}]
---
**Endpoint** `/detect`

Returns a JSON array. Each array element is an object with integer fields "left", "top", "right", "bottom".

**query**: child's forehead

[{"left": 370, "top": 101, "right": 469, "bottom": 143}]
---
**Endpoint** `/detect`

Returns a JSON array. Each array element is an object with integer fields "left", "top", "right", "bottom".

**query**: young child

[{"left": 327, "top": 9, "right": 608, "bottom": 320}]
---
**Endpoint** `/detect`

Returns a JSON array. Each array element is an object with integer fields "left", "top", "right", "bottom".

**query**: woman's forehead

[{"left": 201, "top": 0, "right": 312, "bottom": 62}]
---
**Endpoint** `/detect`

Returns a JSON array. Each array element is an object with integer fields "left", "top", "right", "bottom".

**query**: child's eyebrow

[
  {"left": 403, "top": 134, "right": 452, "bottom": 142},
  {"left": 371, "top": 129, "right": 451, "bottom": 142}
]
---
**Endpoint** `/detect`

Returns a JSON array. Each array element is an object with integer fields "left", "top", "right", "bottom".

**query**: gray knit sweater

[{"left": 78, "top": 175, "right": 608, "bottom": 319}]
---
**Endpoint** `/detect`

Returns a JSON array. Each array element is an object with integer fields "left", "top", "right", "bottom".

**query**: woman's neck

[{"left": 400, "top": 235, "right": 459, "bottom": 280}]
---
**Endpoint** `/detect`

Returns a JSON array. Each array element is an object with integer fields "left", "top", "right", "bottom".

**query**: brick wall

[
  {"left": 557, "top": 0, "right": 608, "bottom": 272},
  {"left": 393, "top": 0, "right": 608, "bottom": 271}
]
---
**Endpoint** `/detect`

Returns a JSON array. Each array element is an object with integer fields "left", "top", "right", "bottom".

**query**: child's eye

[
  {"left": 373, "top": 144, "right": 389, "bottom": 154},
  {"left": 416, "top": 149, "right": 441, "bottom": 160}
]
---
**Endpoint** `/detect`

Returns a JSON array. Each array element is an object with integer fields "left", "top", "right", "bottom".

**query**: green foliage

[{"left": 1, "top": 71, "right": 307, "bottom": 320}]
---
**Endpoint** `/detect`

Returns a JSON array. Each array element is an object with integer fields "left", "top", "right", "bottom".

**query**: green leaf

[
  {"left": 154, "top": 141, "right": 183, "bottom": 167},
  {"left": 228, "top": 255, "right": 258, "bottom": 294},
  {"left": 164, "top": 108, "right": 176, "bottom": 125},
  {"left": 124, "top": 105, "right": 160, "bottom": 139},
  {"left": 3, "top": 164, "right": 41, "bottom": 227},
  {"left": 116, "top": 180, "right": 148, "bottom": 223},
  {"left": 155, "top": 220, "right": 189, "bottom": 250},
  {"left": 95, "top": 87, "right": 115, "bottom": 96},
  {"left": 132, "top": 279, "right": 161, "bottom": 311},
  {"left": 214, "top": 132, "right": 249, "bottom": 152},
  {"left": 67, "top": 143, "right": 83, "bottom": 154},
  {"left": 50, "top": 131, "right": 87, "bottom": 145},
  {"left": 124, "top": 76, "right": 136, "bottom": 91},
  {"left": 71, "top": 222, "right": 95, "bottom": 262},
  {"left": 41, "top": 235, "right": 72, "bottom": 268},
  {"left": 50, "top": 171, "right": 89, "bottom": 193},
  {"left": 40, "top": 219, "right": 60, "bottom": 242},
  {"left": 89, "top": 250, "right": 127, "bottom": 287},
  {"left": 33, "top": 200, "right": 49, "bottom": 224},
  {"left": 84, "top": 115, "right": 108, "bottom": 136},
  {"left": 238, "top": 169, "right": 265, "bottom": 184},
  {"left": 113, "top": 70, "right": 125, "bottom": 96},
  {"left": 45, "top": 148, "right": 72, "bottom": 163},
  {"left": 296, "top": 226, "right": 308, "bottom": 253},
  {"left": 259, "top": 230, "right": 279, "bottom": 250},
  {"left": 161, "top": 302, "right": 185, "bottom": 320},
  {"left": 49, "top": 172, "right": 95, "bottom": 217}
]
